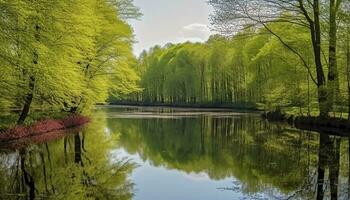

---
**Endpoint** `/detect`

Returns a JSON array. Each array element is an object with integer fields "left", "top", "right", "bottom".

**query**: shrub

[{"left": 0, "top": 115, "right": 90, "bottom": 141}]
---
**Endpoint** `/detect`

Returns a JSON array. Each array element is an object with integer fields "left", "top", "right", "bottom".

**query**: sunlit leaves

[{"left": 0, "top": 0, "right": 140, "bottom": 121}]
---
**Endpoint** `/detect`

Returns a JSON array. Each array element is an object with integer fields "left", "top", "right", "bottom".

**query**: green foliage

[
  {"left": 119, "top": 1, "right": 350, "bottom": 118},
  {"left": 123, "top": 6, "right": 350, "bottom": 117},
  {"left": 126, "top": 25, "right": 321, "bottom": 112},
  {"left": 0, "top": 0, "right": 141, "bottom": 123}
]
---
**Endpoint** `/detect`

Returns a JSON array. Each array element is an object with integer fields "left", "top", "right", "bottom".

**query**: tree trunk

[
  {"left": 329, "top": 138, "right": 340, "bottom": 200},
  {"left": 316, "top": 133, "right": 330, "bottom": 200},
  {"left": 17, "top": 20, "right": 40, "bottom": 125},
  {"left": 308, "top": 74, "right": 311, "bottom": 116},
  {"left": 74, "top": 133, "right": 83, "bottom": 166},
  {"left": 313, "top": 0, "right": 329, "bottom": 118},
  {"left": 17, "top": 76, "right": 35, "bottom": 125},
  {"left": 328, "top": 0, "right": 341, "bottom": 113},
  {"left": 348, "top": 137, "right": 350, "bottom": 199},
  {"left": 20, "top": 149, "right": 35, "bottom": 200},
  {"left": 347, "top": 36, "right": 350, "bottom": 120}
]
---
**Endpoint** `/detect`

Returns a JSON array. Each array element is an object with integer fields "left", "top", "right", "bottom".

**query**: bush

[{"left": 0, "top": 115, "right": 90, "bottom": 141}]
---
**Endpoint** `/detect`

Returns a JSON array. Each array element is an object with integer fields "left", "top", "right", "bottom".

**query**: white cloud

[
  {"left": 180, "top": 23, "right": 212, "bottom": 41},
  {"left": 175, "top": 36, "right": 205, "bottom": 44},
  {"left": 183, "top": 23, "right": 209, "bottom": 31}
]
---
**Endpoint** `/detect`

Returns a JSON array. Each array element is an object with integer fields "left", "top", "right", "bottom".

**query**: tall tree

[
  {"left": 208, "top": 0, "right": 332, "bottom": 117},
  {"left": 328, "top": 0, "right": 343, "bottom": 112},
  {"left": 0, "top": 0, "right": 141, "bottom": 125}
]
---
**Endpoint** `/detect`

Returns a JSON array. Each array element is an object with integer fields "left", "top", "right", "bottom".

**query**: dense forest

[
  {"left": 1, "top": 1, "right": 350, "bottom": 200},
  {"left": 122, "top": 0, "right": 350, "bottom": 119},
  {"left": 1, "top": 0, "right": 350, "bottom": 127},
  {"left": 0, "top": 0, "right": 141, "bottom": 127}
]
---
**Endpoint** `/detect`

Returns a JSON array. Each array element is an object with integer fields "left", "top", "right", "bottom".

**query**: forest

[
  {"left": 0, "top": 0, "right": 141, "bottom": 128},
  {"left": 120, "top": 0, "right": 350, "bottom": 120},
  {"left": 1, "top": 0, "right": 350, "bottom": 128},
  {"left": 1, "top": 1, "right": 350, "bottom": 200}
]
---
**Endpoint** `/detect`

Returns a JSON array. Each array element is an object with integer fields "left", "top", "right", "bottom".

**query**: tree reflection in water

[
  {"left": 107, "top": 112, "right": 350, "bottom": 200},
  {"left": 0, "top": 115, "right": 135, "bottom": 200},
  {"left": 316, "top": 133, "right": 345, "bottom": 200},
  {"left": 1, "top": 107, "right": 350, "bottom": 200}
]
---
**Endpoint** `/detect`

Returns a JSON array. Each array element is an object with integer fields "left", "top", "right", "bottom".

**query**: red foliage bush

[
  {"left": 0, "top": 130, "right": 68, "bottom": 151},
  {"left": 0, "top": 115, "right": 90, "bottom": 142}
]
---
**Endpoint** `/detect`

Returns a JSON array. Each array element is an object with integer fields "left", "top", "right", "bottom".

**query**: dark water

[{"left": 0, "top": 106, "right": 349, "bottom": 200}]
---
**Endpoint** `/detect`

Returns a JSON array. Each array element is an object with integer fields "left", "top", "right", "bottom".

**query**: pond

[{"left": 0, "top": 105, "right": 349, "bottom": 200}]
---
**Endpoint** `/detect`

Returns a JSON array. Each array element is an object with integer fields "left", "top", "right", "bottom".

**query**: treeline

[
  {"left": 0, "top": 0, "right": 141, "bottom": 125},
  {"left": 125, "top": 0, "right": 350, "bottom": 118},
  {"left": 128, "top": 32, "right": 312, "bottom": 106}
]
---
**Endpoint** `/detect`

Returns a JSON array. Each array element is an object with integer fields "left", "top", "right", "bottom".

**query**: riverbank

[
  {"left": 263, "top": 110, "right": 350, "bottom": 136},
  {"left": 0, "top": 115, "right": 90, "bottom": 143},
  {"left": 112, "top": 103, "right": 350, "bottom": 136},
  {"left": 108, "top": 101, "right": 260, "bottom": 111}
]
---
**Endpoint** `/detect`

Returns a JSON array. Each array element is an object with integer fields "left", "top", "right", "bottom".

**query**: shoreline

[
  {"left": 0, "top": 115, "right": 90, "bottom": 143},
  {"left": 108, "top": 101, "right": 260, "bottom": 111},
  {"left": 111, "top": 104, "right": 350, "bottom": 136},
  {"left": 263, "top": 110, "right": 350, "bottom": 136}
]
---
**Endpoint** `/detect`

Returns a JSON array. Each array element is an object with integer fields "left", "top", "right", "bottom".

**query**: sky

[{"left": 130, "top": 0, "right": 214, "bottom": 56}]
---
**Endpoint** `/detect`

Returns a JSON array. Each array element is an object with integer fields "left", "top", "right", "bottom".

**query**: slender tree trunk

[
  {"left": 74, "top": 133, "right": 83, "bottom": 166},
  {"left": 17, "top": 19, "right": 40, "bottom": 124},
  {"left": 39, "top": 151, "right": 49, "bottom": 194},
  {"left": 17, "top": 76, "right": 35, "bottom": 125},
  {"left": 308, "top": 74, "right": 311, "bottom": 116},
  {"left": 347, "top": 36, "right": 350, "bottom": 120},
  {"left": 313, "top": 0, "right": 329, "bottom": 118},
  {"left": 348, "top": 137, "right": 350, "bottom": 200},
  {"left": 328, "top": 0, "right": 341, "bottom": 114},
  {"left": 20, "top": 149, "right": 35, "bottom": 200},
  {"left": 329, "top": 138, "right": 341, "bottom": 200},
  {"left": 316, "top": 133, "right": 330, "bottom": 200}
]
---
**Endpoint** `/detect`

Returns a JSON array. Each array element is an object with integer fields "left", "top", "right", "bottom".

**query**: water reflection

[
  {"left": 0, "top": 113, "right": 135, "bottom": 200},
  {"left": 316, "top": 134, "right": 343, "bottom": 200},
  {"left": 0, "top": 106, "right": 350, "bottom": 200},
  {"left": 104, "top": 106, "right": 350, "bottom": 200}
]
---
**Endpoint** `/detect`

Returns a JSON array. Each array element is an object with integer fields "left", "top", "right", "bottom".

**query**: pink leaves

[{"left": 0, "top": 115, "right": 90, "bottom": 142}]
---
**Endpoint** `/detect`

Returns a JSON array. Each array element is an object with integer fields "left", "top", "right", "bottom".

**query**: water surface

[{"left": 0, "top": 106, "right": 349, "bottom": 200}]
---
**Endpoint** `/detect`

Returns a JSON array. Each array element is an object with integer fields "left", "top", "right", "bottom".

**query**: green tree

[{"left": 0, "top": 0, "right": 141, "bottom": 125}]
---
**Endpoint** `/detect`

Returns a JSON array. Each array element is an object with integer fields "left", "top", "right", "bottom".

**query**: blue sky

[{"left": 130, "top": 0, "right": 214, "bottom": 56}]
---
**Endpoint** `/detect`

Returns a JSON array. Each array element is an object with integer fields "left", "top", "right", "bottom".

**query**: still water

[{"left": 0, "top": 106, "right": 349, "bottom": 200}]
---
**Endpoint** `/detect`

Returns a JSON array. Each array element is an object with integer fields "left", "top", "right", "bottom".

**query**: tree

[
  {"left": 0, "top": 0, "right": 141, "bottom": 125},
  {"left": 208, "top": 0, "right": 343, "bottom": 117},
  {"left": 0, "top": 1, "right": 88, "bottom": 124},
  {"left": 71, "top": 0, "right": 141, "bottom": 113},
  {"left": 327, "top": 0, "right": 343, "bottom": 113},
  {"left": 338, "top": 1, "right": 350, "bottom": 119}
]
